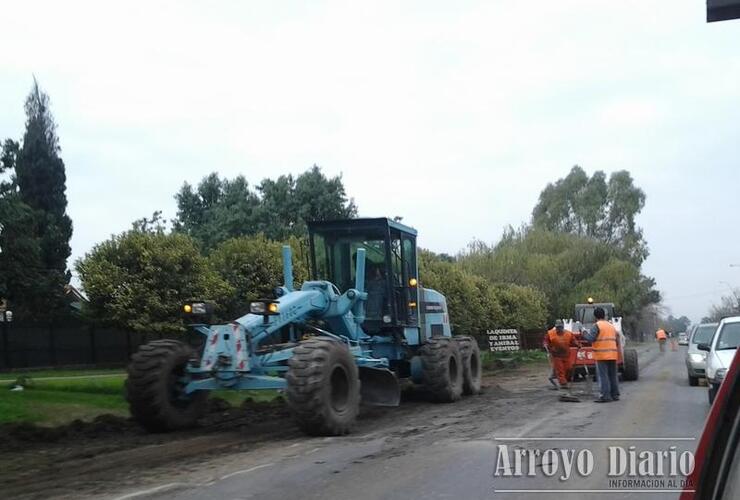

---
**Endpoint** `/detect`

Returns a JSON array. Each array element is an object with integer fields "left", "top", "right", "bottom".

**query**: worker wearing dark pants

[{"left": 583, "top": 307, "right": 620, "bottom": 403}]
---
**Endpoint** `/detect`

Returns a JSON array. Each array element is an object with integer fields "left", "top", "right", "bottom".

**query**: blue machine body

[{"left": 182, "top": 218, "right": 451, "bottom": 400}]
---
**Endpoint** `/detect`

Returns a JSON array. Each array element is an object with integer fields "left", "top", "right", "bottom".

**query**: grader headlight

[
  {"left": 182, "top": 301, "right": 213, "bottom": 316},
  {"left": 250, "top": 300, "right": 280, "bottom": 315}
]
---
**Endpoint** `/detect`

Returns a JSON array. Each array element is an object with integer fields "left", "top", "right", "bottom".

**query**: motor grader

[
  {"left": 125, "top": 218, "right": 481, "bottom": 436},
  {"left": 563, "top": 298, "right": 639, "bottom": 381}
]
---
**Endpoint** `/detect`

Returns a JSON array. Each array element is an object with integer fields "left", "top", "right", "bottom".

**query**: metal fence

[
  {"left": 0, "top": 320, "right": 548, "bottom": 371},
  {"left": 0, "top": 321, "right": 201, "bottom": 370}
]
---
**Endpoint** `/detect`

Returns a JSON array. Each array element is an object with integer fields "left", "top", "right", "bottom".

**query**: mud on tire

[
  {"left": 126, "top": 339, "right": 208, "bottom": 432},
  {"left": 286, "top": 338, "right": 360, "bottom": 436},
  {"left": 622, "top": 348, "right": 639, "bottom": 381},
  {"left": 420, "top": 337, "right": 463, "bottom": 402},
  {"left": 454, "top": 336, "right": 482, "bottom": 395}
]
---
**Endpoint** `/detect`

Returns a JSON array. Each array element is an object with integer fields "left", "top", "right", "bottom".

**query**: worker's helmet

[{"left": 554, "top": 319, "right": 564, "bottom": 331}]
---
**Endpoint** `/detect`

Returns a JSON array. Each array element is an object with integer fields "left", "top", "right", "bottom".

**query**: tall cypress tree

[{"left": 11, "top": 80, "right": 73, "bottom": 319}]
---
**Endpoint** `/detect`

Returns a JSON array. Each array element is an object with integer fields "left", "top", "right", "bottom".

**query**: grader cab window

[
  {"left": 311, "top": 232, "right": 386, "bottom": 293},
  {"left": 309, "top": 219, "right": 418, "bottom": 332}
]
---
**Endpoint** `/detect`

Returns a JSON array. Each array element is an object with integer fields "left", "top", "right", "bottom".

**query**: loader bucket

[{"left": 359, "top": 366, "right": 400, "bottom": 406}]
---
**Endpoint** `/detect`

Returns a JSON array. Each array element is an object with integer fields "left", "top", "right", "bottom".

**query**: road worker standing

[
  {"left": 582, "top": 307, "right": 620, "bottom": 403},
  {"left": 544, "top": 319, "right": 579, "bottom": 390},
  {"left": 656, "top": 328, "right": 667, "bottom": 352}
]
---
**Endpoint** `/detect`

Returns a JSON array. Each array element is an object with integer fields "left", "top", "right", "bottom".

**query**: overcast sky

[{"left": 1, "top": 1, "right": 738, "bottom": 322}]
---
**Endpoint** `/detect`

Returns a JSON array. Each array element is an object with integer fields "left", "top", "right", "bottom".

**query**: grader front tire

[
  {"left": 126, "top": 339, "right": 208, "bottom": 432},
  {"left": 286, "top": 338, "right": 361, "bottom": 436}
]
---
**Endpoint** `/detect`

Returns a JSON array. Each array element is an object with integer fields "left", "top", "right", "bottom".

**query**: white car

[
  {"left": 699, "top": 315, "right": 740, "bottom": 404},
  {"left": 678, "top": 332, "right": 689, "bottom": 345}
]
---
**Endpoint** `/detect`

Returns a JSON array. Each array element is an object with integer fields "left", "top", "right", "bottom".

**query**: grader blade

[{"left": 359, "top": 366, "right": 400, "bottom": 406}]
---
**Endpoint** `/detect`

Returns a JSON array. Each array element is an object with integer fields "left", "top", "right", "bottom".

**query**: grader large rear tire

[
  {"left": 622, "top": 348, "right": 639, "bottom": 381},
  {"left": 454, "top": 336, "right": 482, "bottom": 395},
  {"left": 286, "top": 338, "right": 360, "bottom": 436},
  {"left": 420, "top": 337, "right": 463, "bottom": 402},
  {"left": 126, "top": 339, "right": 208, "bottom": 432}
]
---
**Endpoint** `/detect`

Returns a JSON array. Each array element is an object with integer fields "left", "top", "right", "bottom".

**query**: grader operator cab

[
  {"left": 126, "top": 218, "right": 482, "bottom": 436},
  {"left": 564, "top": 298, "right": 639, "bottom": 381}
]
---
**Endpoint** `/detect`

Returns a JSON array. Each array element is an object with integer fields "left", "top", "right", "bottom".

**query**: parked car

[
  {"left": 685, "top": 322, "right": 718, "bottom": 386},
  {"left": 679, "top": 341, "right": 740, "bottom": 500},
  {"left": 678, "top": 331, "right": 689, "bottom": 345},
  {"left": 698, "top": 315, "right": 740, "bottom": 404}
]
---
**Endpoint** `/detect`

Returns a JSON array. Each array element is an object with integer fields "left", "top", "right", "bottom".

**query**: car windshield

[
  {"left": 716, "top": 322, "right": 740, "bottom": 350},
  {"left": 692, "top": 324, "right": 718, "bottom": 345}
]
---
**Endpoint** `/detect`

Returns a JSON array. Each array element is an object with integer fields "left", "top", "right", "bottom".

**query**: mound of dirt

[{"left": 0, "top": 414, "right": 135, "bottom": 451}]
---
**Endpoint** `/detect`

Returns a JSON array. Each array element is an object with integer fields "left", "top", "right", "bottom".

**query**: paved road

[{"left": 128, "top": 345, "right": 708, "bottom": 500}]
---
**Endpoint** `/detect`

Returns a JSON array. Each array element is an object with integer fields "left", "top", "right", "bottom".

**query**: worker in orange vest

[
  {"left": 656, "top": 328, "right": 667, "bottom": 352},
  {"left": 582, "top": 307, "right": 620, "bottom": 403},
  {"left": 544, "top": 319, "right": 579, "bottom": 389}
]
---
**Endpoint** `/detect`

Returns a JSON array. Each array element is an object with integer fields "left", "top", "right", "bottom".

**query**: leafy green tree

[
  {"left": 76, "top": 226, "right": 232, "bottom": 333},
  {"left": 494, "top": 283, "right": 549, "bottom": 332},
  {"left": 661, "top": 314, "right": 692, "bottom": 333},
  {"left": 173, "top": 165, "right": 357, "bottom": 248},
  {"left": 458, "top": 227, "right": 660, "bottom": 328},
  {"left": 208, "top": 235, "right": 309, "bottom": 318},
  {"left": 174, "top": 174, "right": 262, "bottom": 250},
  {"left": 0, "top": 82, "right": 73, "bottom": 319},
  {"left": 532, "top": 166, "right": 647, "bottom": 264},
  {"left": 0, "top": 140, "right": 44, "bottom": 310},
  {"left": 418, "top": 249, "right": 547, "bottom": 340}
]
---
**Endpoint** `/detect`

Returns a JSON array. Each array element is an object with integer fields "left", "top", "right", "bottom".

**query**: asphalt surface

[{"left": 127, "top": 344, "right": 709, "bottom": 500}]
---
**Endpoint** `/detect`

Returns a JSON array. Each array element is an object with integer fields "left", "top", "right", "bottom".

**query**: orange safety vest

[
  {"left": 593, "top": 320, "right": 619, "bottom": 361},
  {"left": 656, "top": 329, "right": 667, "bottom": 340},
  {"left": 546, "top": 328, "right": 574, "bottom": 358}
]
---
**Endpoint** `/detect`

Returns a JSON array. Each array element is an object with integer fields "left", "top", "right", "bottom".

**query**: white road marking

[
  {"left": 112, "top": 482, "right": 191, "bottom": 500},
  {"left": 111, "top": 463, "right": 276, "bottom": 499},
  {"left": 219, "top": 462, "right": 275, "bottom": 480}
]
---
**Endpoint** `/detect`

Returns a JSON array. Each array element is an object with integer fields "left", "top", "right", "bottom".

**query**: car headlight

[
  {"left": 716, "top": 368, "right": 727, "bottom": 381},
  {"left": 689, "top": 353, "right": 705, "bottom": 363}
]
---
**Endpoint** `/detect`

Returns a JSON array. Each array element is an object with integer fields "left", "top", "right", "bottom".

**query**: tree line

[
  {"left": 1, "top": 84, "right": 664, "bottom": 340},
  {"left": 76, "top": 167, "right": 661, "bottom": 338}
]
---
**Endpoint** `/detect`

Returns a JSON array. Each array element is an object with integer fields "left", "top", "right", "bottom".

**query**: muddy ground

[{"left": 0, "top": 361, "right": 574, "bottom": 499}]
